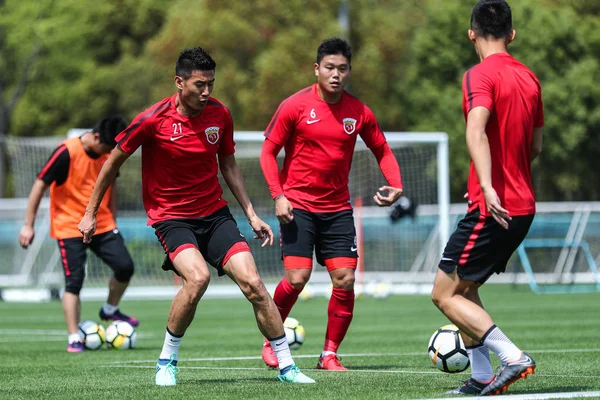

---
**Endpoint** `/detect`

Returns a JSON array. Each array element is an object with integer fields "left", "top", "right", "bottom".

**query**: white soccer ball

[
  {"left": 78, "top": 320, "right": 106, "bottom": 350},
  {"left": 283, "top": 317, "right": 305, "bottom": 350},
  {"left": 428, "top": 324, "right": 470, "bottom": 373},
  {"left": 105, "top": 321, "right": 137, "bottom": 350}
]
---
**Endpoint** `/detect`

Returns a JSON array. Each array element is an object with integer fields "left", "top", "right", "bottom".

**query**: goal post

[{"left": 0, "top": 131, "right": 451, "bottom": 298}]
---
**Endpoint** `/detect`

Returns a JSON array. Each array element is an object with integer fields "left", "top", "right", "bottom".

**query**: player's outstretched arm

[
  {"left": 466, "top": 106, "right": 511, "bottom": 229},
  {"left": 259, "top": 139, "right": 293, "bottom": 223},
  {"left": 219, "top": 153, "right": 274, "bottom": 247},
  {"left": 79, "top": 147, "right": 130, "bottom": 243},
  {"left": 370, "top": 142, "right": 403, "bottom": 207},
  {"left": 18, "top": 179, "right": 49, "bottom": 249}
]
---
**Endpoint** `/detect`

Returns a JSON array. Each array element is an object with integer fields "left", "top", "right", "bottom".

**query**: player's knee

[
  {"left": 240, "top": 275, "right": 268, "bottom": 304},
  {"left": 331, "top": 273, "right": 355, "bottom": 290},
  {"left": 185, "top": 269, "right": 211, "bottom": 297},
  {"left": 431, "top": 288, "right": 449, "bottom": 311},
  {"left": 64, "top": 275, "right": 85, "bottom": 296},
  {"left": 113, "top": 259, "right": 135, "bottom": 283},
  {"left": 286, "top": 273, "right": 309, "bottom": 291}
]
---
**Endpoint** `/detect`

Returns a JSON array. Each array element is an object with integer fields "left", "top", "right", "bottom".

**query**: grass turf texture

[{"left": 1, "top": 285, "right": 599, "bottom": 399}]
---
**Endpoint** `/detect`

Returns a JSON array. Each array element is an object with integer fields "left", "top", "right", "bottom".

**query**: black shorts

[
  {"left": 153, "top": 206, "right": 248, "bottom": 276},
  {"left": 281, "top": 209, "right": 358, "bottom": 266},
  {"left": 58, "top": 229, "right": 134, "bottom": 293},
  {"left": 438, "top": 209, "right": 534, "bottom": 284}
]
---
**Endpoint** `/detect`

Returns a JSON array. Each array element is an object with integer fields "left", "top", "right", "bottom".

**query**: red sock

[
  {"left": 324, "top": 287, "right": 355, "bottom": 353},
  {"left": 273, "top": 277, "right": 301, "bottom": 322}
]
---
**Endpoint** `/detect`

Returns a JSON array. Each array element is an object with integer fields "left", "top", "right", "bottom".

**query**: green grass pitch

[{"left": 1, "top": 285, "right": 599, "bottom": 399}]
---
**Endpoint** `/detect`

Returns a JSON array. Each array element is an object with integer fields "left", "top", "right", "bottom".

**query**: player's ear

[
  {"left": 468, "top": 29, "right": 476, "bottom": 43},
  {"left": 174, "top": 75, "right": 184, "bottom": 91},
  {"left": 507, "top": 29, "right": 516, "bottom": 45},
  {"left": 314, "top": 63, "right": 319, "bottom": 77}
]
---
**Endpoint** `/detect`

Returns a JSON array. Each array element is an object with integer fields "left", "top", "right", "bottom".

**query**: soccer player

[
  {"left": 259, "top": 37, "right": 403, "bottom": 370},
  {"left": 78, "top": 47, "right": 314, "bottom": 386},
  {"left": 18, "top": 116, "right": 139, "bottom": 353},
  {"left": 430, "top": 0, "right": 543, "bottom": 395}
]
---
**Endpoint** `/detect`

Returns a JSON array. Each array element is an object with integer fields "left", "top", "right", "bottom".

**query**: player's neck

[
  {"left": 175, "top": 93, "right": 204, "bottom": 118},
  {"left": 79, "top": 133, "right": 100, "bottom": 158},
  {"left": 317, "top": 84, "right": 343, "bottom": 104},
  {"left": 80, "top": 133, "right": 93, "bottom": 152},
  {"left": 476, "top": 41, "right": 509, "bottom": 61}
]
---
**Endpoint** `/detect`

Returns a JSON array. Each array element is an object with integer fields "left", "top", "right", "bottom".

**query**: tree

[{"left": 399, "top": 0, "right": 600, "bottom": 201}]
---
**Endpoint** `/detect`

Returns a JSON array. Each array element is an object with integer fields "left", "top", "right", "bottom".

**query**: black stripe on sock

[
  {"left": 480, "top": 324, "right": 497, "bottom": 344},
  {"left": 166, "top": 326, "right": 183, "bottom": 338},
  {"left": 267, "top": 334, "right": 286, "bottom": 342},
  {"left": 465, "top": 343, "right": 485, "bottom": 350}
]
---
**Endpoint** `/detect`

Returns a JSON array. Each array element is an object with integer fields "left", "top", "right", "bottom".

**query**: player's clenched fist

[
  {"left": 275, "top": 196, "right": 294, "bottom": 224},
  {"left": 78, "top": 212, "right": 97, "bottom": 244},
  {"left": 18, "top": 225, "right": 35, "bottom": 249},
  {"left": 373, "top": 186, "right": 403, "bottom": 207}
]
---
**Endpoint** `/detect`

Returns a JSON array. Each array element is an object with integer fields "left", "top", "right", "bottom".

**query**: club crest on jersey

[
  {"left": 205, "top": 126, "right": 220, "bottom": 144},
  {"left": 343, "top": 118, "right": 357, "bottom": 135}
]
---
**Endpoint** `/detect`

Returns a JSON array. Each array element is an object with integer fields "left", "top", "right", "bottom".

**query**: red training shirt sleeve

[
  {"left": 259, "top": 139, "right": 285, "bottom": 199},
  {"left": 359, "top": 105, "right": 387, "bottom": 150},
  {"left": 218, "top": 108, "right": 236, "bottom": 157},
  {"left": 263, "top": 99, "right": 297, "bottom": 146},
  {"left": 116, "top": 111, "right": 152, "bottom": 154},
  {"left": 463, "top": 68, "right": 494, "bottom": 113},
  {"left": 371, "top": 142, "right": 403, "bottom": 189}
]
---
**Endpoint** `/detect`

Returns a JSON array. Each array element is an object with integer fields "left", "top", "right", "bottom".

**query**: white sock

[
  {"left": 269, "top": 335, "right": 294, "bottom": 371},
  {"left": 467, "top": 344, "right": 494, "bottom": 383},
  {"left": 321, "top": 350, "right": 336, "bottom": 358},
  {"left": 102, "top": 303, "right": 119, "bottom": 315},
  {"left": 482, "top": 325, "right": 522, "bottom": 364},
  {"left": 68, "top": 333, "right": 81, "bottom": 344},
  {"left": 159, "top": 328, "right": 182, "bottom": 361}
]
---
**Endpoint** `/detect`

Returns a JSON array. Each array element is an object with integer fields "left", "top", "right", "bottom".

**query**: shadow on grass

[
  {"left": 350, "top": 364, "right": 439, "bottom": 370},
  {"left": 180, "top": 377, "right": 276, "bottom": 385}
]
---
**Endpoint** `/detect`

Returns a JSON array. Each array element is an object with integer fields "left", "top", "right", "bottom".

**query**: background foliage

[{"left": 0, "top": 0, "right": 598, "bottom": 201}]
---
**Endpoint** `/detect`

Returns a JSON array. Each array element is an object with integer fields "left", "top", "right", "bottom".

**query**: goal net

[{"left": 0, "top": 132, "right": 450, "bottom": 297}]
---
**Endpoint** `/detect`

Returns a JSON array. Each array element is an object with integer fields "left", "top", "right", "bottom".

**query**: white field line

[
  {"left": 0, "top": 337, "right": 67, "bottom": 343},
  {"left": 101, "top": 364, "right": 600, "bottom": 380},
  {"left": 0, "top": 328, "right": 156, "bottom": 340},
  {"left": 108, "top": 348, "right": 600, "bottom": 365}
]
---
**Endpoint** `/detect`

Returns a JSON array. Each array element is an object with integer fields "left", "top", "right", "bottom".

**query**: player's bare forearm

[
  {"left": 219, "top": 154, "right": 256, "bottom": 220},
  {"left": 85, "top": 148, "right": 129, "bottom": 216},
  {"left": 109, "top": 183, "right": 118, "bottom": 217},
  {"left": 466, "top": 107, "right": 493, "bottom": 192},
  {"left": 530, "top": 127, "right": 543, "bottom": 162},
  {"left": 23, "top": 179, "right": 48, "bottom": 227}
]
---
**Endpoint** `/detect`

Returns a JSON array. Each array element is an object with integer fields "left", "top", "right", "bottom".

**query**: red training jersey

[
  {"left": 462, "top": 52, "right": 544, "bottom": 216},
  {"left": 264, "top": 84, "right": 389, "bottom": 213},
  {"left": 116, "top": 94, "right": 235, "bottom": 225}
]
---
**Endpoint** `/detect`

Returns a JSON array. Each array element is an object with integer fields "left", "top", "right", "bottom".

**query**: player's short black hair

[
  {"left": 176, "top": 47, "right": 216, "bottom": 79},
  {"left": 316, "top": 37, "right": 352, "bottom": 65},
  {"left": 471, "top": 0, "right": 512, "bottom": 39},
  {"left": 92, "top": 116, "right": 127, "bottom": 148}
]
